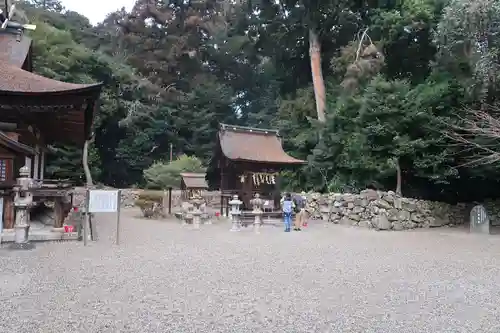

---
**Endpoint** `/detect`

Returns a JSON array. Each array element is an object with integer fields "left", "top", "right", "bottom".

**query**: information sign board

[{"left": 88, "top": 190, "right": 119, "bottom": 213}]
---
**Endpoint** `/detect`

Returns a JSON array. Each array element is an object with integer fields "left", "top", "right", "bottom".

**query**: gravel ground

[{"left": 2, "top": 209, "right": 500, "bottom": 332}]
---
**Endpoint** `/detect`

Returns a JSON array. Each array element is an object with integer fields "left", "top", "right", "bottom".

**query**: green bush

[
  {"left": 143, "top": 155, "right": 205, "bottom": 189},
  {"left": 137, "top": 191, "right": 164, "bottom": 203},
  {"left": 135, "top": 191, "right": 165, "bottom": 218}
]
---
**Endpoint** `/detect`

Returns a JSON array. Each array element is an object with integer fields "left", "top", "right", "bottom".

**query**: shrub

[
  {"left": 135, "top": 191, "right": 164, "bottom": 218},
  {"left": 143, "top": 155, "right": 205, "bottom": 189}
]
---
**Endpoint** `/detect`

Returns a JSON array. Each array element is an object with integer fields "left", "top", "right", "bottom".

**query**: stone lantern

[
  {"left": 190, "top": 192, "right": 204, "bottom": 230},
  {"left": 250, "top": 193, "right": 263, "bottom": 234},
  {"left": 11, "top": 165, "right": 34, "bottom": 249},
  {"left": 228, "top": 195, "right": 242, "bottom": 232}
]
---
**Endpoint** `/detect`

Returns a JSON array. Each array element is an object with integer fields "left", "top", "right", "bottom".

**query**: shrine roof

[
  {"left": 0, "top": 32, "right": 31, "bottom": 67},
  {"left": 218, "top": 124, "right": 306, "bottom": 164},
  {"left": 180, "top": 173, "right": 208, "bottom": 188},
  {"left": 0, "top": 61, "right": 102, "bottom": 94},
  {"left": 0, "top": 131, "right": 36, "bottom": 155},
  {"left": 0, "top": 30, "right": 104, "bottom": 146}
]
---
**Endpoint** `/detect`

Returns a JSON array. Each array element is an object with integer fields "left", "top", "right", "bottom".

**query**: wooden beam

[{"left": 0, "top": 122, "right": 16, "bottom": 131}]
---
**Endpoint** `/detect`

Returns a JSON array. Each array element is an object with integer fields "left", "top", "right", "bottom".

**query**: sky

[{"left": 61, "top": 0, "right": 136, "bottom": 25}]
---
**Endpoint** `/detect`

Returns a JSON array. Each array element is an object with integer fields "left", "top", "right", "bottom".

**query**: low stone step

[{"left": 1, "top": 229, "right": 78, "bottom": 243}]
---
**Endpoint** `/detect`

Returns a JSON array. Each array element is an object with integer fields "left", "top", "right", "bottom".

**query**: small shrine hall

[
  {"left": 207, "top": 123, "right": 306, "bottom": 212},
  {"left": 0, "top": 13, "right": 103, "bottom": 230}
]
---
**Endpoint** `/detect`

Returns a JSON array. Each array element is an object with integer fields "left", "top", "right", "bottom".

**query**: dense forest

[{"left": 18, "top": 0, "right": 500, "bottom": 202}]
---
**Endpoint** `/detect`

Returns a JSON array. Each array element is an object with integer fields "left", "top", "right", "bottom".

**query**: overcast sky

[{"left": 61, "top": 0, "right": 136, "bottom": 24}]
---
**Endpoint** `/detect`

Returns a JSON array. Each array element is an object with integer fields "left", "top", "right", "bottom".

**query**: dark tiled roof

[
  {"left": 218, "top": 124, "right": 306, "bottom": 164},
  {"left": 180, "top": 173, "right": 208, "bottom": 188},
  {"left": 0, "top": 32, "right": 31, "bottom": 67},
  {"left": 0, "top": 131, "right": 36, "bottom": 155}
]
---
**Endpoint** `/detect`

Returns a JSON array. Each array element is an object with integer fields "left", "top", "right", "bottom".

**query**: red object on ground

[
  {"left": 73, "top": 206, "right": 79, "bottom": 212},
  {"left": 303, "top": 222, "right": 308, "bottom": 227},
  {"left": 64, "top": 225, "right": 74, "bottom": 233},
  {"left": 215, "top": 211, "right": 220, "bottom": 217}
]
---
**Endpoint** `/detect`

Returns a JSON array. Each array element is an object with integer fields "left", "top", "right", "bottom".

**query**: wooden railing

[{"left": 31, "top": 178, "right": 74, "bottom": 189}]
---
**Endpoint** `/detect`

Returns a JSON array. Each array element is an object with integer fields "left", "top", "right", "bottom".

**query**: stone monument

[
  {"left": 470, "top": 205, "right": 490, "bottom": 234},
  {"left": 250, "top": 193, "right": 263, "bottom": 234},
  {"left": 11, "top": 165, "right": 35, "bottom": 249},
  {"left": 229, "top": 195, "right": 242, "bottom": 232}
]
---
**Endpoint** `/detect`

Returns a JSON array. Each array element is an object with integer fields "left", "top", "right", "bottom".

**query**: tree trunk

[
  {"left": 395, "top": 158, "right": 402, "bottom": 196},
  {"left": 82, "top": 139, "right": 93, "bottom": 187},
  {"left": 309, "top": 28, "right": 326, "bottom": 122}
]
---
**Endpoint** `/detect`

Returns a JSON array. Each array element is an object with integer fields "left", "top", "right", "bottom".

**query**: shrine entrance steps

[
  {"left": 1, "top": 221, "right": 78, "bottom": 243},
  {"left": 1, "top": 204, "right": 77, "bottom": 244}
]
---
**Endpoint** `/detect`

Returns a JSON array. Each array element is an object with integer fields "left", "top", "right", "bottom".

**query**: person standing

[
  {"left": 300, "top": 191, "right": 309, "bottom": 227},
  {"left": 293, "top": 193, "right": 307, "bottom": 231},
  {"left": 281, "top": 193, "right": 294, "bottom": 232}
]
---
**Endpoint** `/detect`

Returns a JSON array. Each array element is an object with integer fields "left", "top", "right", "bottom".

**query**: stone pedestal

[
  {"left": 229, "top": 195, "right": 242, "bottom": 232},
  {"left": 253, "top": 211, "right": 262, "bottom": 234},
  {"left": 10, "top": 166, "right": 35, "bottom": 250},
  {"left": 192, "top": 209, "right": 201, "bottom": 230},
  {"left": 181, "top": 202, "right": 193, "bottom": 225},
  {"left": 184, "top": 211, "right": 193, "bottom": 225},
  {"left": 201, "top": 203, "right": 211, "bottom": 225}
]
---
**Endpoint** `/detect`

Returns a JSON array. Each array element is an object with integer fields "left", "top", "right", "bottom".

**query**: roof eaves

[
  {"left": 230, "top": 157, "right": 307, "bottom": 165},
  {"left": 0, "top": 132, "right": 36, "bottom": 155},
  {"left": 220, "top": 123, "right": 279, "bottom": 136}
]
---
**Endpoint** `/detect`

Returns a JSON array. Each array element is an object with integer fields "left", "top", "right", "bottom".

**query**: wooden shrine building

[
  {"left": 208, "top": 124, "right": 305, "bottom": 211},
  {"left": 180, "top": 172, "right": 208, "bottom": 200},
  {"left": 0, "top": 23, "right": 103, "bottom": 230}
]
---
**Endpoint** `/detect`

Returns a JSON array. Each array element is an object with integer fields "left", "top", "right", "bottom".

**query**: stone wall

[
  {"left": 69, "top": 187, "right": 500, "bottom": 229},
  {"left": 71, "top": 187, "right": 221, "bottom": 209},
  {"left": 305, "top": 190, "right": 470, "bottom": 230}
]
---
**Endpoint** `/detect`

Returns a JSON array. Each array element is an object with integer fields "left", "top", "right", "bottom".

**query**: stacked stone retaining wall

[
  {"left": 71, "top": 187, "right": 500, "bottom": 231},
  {"left": 305, "top": 190, "right": 470, "bottom": 230}
]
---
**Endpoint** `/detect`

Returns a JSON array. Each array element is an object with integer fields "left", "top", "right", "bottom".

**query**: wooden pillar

[
  {"left": 2, "top": 158, "right": 15, "bottom": 229},
  {"left": 25, "top": 156, "right": 32, "bottom": 177},
  {"left": 220, "top": 161, "right": 224, "bottom": 215},
  {"left": 274, "top": 174, "right": 282, "bottom": 210},
  {"left": 33, "top": 146, "right": 39, "bottom": 180},
  {"left": 39, "top": 150, "right": 45, "bottom": 180},
  {"left": 54, "top": 198, "right": 64, "bottom": 228},
  {"left": 242, "top": 172, "right": 252, "bottom": 210},
  {"left": 3, "top": 195, "right": 14, "bottom": 229},
  {"left": 168, "top": 187, "right": 172, "bottom": 215}
]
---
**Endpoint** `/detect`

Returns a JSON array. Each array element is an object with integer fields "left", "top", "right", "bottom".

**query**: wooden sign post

[{"left": 86, "top": 189, "right": 121, "bottom": 245}]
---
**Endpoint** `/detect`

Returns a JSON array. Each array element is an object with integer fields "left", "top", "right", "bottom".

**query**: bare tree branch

[{"left": 445, "top": 105, "right": 500, "bottom": 167}]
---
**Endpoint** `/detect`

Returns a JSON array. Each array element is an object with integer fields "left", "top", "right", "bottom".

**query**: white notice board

[
  {"left": 0, "top": 197, "right": 4, "bottom": 236},
  {"left": 88, "top": 190, "right": 119, "bottom": 213}
]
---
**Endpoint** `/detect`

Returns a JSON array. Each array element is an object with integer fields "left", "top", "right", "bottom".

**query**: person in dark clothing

[
  {"left": 293, "top": 192, "right": 307, "bottom": 230},
  {"left": 281, "top": 193, "right": 295, "bottom": 232}
]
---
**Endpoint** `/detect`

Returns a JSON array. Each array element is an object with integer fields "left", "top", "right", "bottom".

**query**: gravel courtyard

[{"left": 2, "top": 209, "right": 500, "bottom": 333}]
